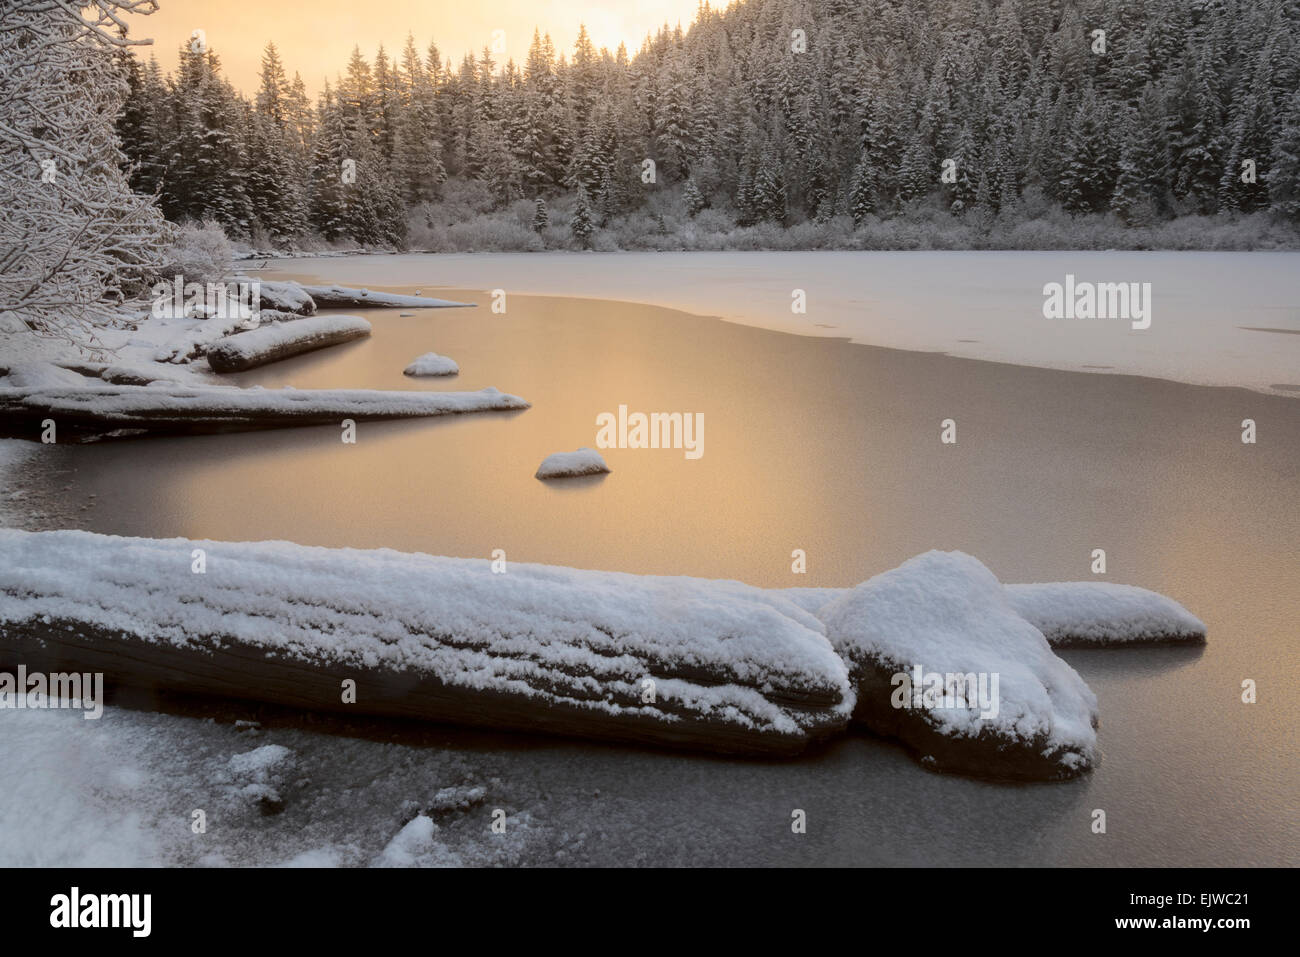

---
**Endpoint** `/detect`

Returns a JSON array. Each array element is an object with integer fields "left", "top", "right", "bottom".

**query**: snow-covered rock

[
  {"left": 817, "top": 551, "right": 1099, "bottom": 780},
  {"left": 0, "top": 529, "right": 854, "bottom": 756},
  {"left": 403, "top": 352, "right": 459, "bottom": 377},
  {"left": 299, "top": 284, "right": 471, "bottom": 310},
  {"left": 206, "top": 315, "right": 371, "bottom": 373},
  {"left": 251, "top": 280, "right": 316, "bottom": 316},
  {"left": 535, "top": 447, "right": 610, "bottom": 479},
  {"left": 1006, "top": 582, "right": 1207, "bottom": 646}
]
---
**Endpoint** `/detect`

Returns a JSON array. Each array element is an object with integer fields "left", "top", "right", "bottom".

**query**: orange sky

[{"left": 125, "top": 0, "right": 705, "bottom": 94}]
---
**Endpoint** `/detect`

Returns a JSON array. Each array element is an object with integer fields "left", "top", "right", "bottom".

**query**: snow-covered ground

[{"left": 260, "top": 251, "right": 1300, "bottom": 396}]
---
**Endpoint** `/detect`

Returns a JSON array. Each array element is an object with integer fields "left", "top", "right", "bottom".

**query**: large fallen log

[
  {"left": 206, "top": 315, "right": 372, "bottom": 373},
  {"left": 0, "top": 530, "right": 854, "bottom": 756},
  {"left": 0, "top": 384, "right": 529, "bottom": 441}
]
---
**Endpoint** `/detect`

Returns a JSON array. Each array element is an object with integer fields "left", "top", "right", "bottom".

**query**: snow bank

[
  {"left": 1006, "top": 582, "right": 1207, "bottom": 646},
  {"left": 206, "top": 315, "right": 371, "bottom": 373},
  {"left": 0, "top": 383, "right": 529, "bottom": 439},
  {"left": 818, "top": 551, "right": 1098, "bottom": 780},
  {"left": 535, "top": 447, "right": 610, "bottom": 479},
  {"left": 0, "top": 530, "right": 853, "bottom": 756},
  {"left": 403, "top": 352, "right": 459, "bottom": 377},
  {"left": 299, "top": 284, "right": 471, "bottom": 310}
]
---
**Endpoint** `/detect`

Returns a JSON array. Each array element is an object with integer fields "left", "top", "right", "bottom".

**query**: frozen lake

[
  {"left": 245, "top": 250, "right": 1300, "bottom": 396},
  {"left": 2, "top": 251, "right": 1297, "bottom": 866}
]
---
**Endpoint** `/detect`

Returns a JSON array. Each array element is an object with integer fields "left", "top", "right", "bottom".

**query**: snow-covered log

[
  {"left": 817, "top": 551, "right": 1099, "bottom": 780},
  {"left": 776, "top": 581, "right": 1206, "bottom": 647},
  {"left": 206, "top": 316, "right": 371, "bottom": 373},
  {"left": 0, "top": 384, "right": 529, "bottom": 440},
  {"left": 299, "top": 285, "right": 471, "bottom": 309},
  {"left": 1005, "top": 583, "right": 1207, "bottom": 646},
  {"left": 0, "top": 530, "right": 854, "bottom": 756}
]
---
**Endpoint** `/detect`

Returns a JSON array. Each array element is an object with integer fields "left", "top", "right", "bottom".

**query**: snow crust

[{"left": 535, "top": 447, "right": 610, "bottom": 479}]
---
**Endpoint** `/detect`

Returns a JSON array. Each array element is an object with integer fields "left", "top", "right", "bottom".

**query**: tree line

[{"left": 115, "top": 0, "right": 1300, "bottom": 248}]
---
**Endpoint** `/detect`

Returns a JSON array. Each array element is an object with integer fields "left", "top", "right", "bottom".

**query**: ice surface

[{"left": 264, "top": 251, "right": 1300, "bottom": 395}]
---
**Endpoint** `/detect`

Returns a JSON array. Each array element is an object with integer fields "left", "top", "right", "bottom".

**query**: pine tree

[
  {"left": 571, "top": 188, "right": 594, "bottom": 248},
  {"left": 532, "top": 197, "right": 549, "bottom": 232},
  {"left": 684, "top": 179, "right": 706, "bottom": 216}
]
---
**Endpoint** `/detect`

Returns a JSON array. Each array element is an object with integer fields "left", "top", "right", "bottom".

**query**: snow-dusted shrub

[
  {"left": 0, "top": 1, "right": 168, "bottom": 346},
  {"left": 156, "top": 220, "right": 233, "bottom": 286}
]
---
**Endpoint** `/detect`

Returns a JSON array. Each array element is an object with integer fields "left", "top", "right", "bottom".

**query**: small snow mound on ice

[
  {"left": 819, "top": 550, "right": 1098, "bottom": 757},
  {"left": 403, "top": 352, "right": 459, "bottom": 377},
  {"left": 1006, "top": 582, "right": 1206, "bottom": 644},
  {"left": 375, "top": 815, "right": 459, "bottom": 867},
  {"left": 536, "top": 447, "right": 610, "bottom": 479},
  {"left": 228, "top": 743, "right": 292, "bottom": 776}
]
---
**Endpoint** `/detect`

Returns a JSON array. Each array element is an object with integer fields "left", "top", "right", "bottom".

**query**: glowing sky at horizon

[{"left": 124, "top": 0, "right": 706, "bottom": 95}]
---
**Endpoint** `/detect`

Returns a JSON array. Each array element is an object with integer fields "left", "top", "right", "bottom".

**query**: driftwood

[
  {"left": 299, "top": 284, "right": 472, "bottom": 310},
  {"left": 0, "top": 384, "right": 529, "bottom": 441},
  {"left": 0, "top": 615, "right": 845, "bottom": 756},
  {"left": 206, "top": 316, "right": 371, "bottom": 373}
]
